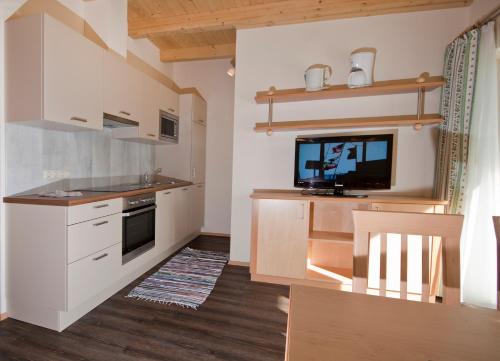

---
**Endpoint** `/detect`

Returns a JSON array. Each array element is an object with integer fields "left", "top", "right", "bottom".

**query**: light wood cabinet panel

[
  {"left": 6, "top": 13, "right": 103, "bottom": 130},
  {"left": 191, "top": 122, "right": 207, "bottom": 184},
  {"left": 192, "top": 94, "right": 207, "bottom": 126},
  {"left": 103, "top": 51, "right": 142, "bottom": 122},
  {"left": 155, "top": 189, "right": 177, "bottom": 254},
  {"left": 256, "top": 200, "right": 309, "bottom": 279}
]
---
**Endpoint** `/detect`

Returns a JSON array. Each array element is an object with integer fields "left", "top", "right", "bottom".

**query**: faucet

[{"left": 144, "top": 168, "right": 162, "bottom": 185}]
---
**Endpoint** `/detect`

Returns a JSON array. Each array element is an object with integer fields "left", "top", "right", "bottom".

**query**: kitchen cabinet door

[
  {"left": 190, "top": 121, "right": 206, "bottom": 184},
  {"left": 140, "top": 76, "right": 161, "bottom": 141},
  {"left": 255, "top": 200, "right": 309, "bottom": 279},
  {"left": 160, "top": 85, "right": 179, "bottom": 116},
  {"left": 192, "top": 95, "right": 207, "bottom": 126},
  {"left": 43, "top": 14, "right": 103, "bottom": 130},
  {"left": 190, "top": 184, "right": 205, "bottom": 232},
  {"left": 103, "top": 52, "right": 142, "bottom": 122},
  {"left": 174, "top": 186, "right": 191, "bottom": 242},
  {"left": 155, "top": 189, "right": 177, "bottom": 254}
]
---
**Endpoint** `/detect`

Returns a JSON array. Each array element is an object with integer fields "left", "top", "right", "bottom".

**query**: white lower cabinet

[
  {"left": 155, "top": 188, "right": 178, "bottom": 255},
  {"left": 67, "top": 243, "right": 121, "bottom": 309}
]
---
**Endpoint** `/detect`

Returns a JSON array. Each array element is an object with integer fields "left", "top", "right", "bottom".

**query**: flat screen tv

[{"left": 294, "top": 133, "right": 393, "bottom": 190}]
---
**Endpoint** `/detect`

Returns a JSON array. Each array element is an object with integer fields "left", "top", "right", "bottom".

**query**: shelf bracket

[
  {"left": 266, "top": 87, "right": 275, "bottom": 136},
  {"left": 415, "top": 73, "right": 428, "bottom": 131}
]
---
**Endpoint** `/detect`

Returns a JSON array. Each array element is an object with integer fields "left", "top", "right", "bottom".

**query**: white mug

[{"left": 305, "top": 64, "right": 332, "bottom": 91}]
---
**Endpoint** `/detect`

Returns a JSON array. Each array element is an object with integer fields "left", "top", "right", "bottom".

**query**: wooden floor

[{"left": 0, "top": 236, "right": 289, "bottom": 361}]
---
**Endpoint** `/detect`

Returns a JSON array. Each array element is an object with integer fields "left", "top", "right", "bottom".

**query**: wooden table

[{"left": 286, "top": 285, "right": 500, "bottom": 361}]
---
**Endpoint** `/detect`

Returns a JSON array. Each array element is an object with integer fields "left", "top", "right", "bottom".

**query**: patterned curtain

[{"left": 433, "top": 29, "right": 479, "bottom": 214}]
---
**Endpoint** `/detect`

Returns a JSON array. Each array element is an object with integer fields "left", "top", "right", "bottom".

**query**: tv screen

[{"left": 294, "top": 133, "right": 393, "bottom": 190}]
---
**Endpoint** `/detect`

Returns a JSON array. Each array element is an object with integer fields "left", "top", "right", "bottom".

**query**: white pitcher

[{"left": 304, "top": 64, "right": 332, "bottom": 91}]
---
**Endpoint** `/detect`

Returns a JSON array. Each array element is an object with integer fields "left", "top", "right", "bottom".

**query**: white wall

[
  {"left": 230, "top": 8, "right": 469, "bottom": 262},
  {"left": 172, "top": 59, "right": 235, "bottom": 235}
]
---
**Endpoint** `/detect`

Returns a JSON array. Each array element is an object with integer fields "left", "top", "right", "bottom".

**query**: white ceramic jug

[{"left": 304, "top": 64, "right": 332, "bottom": 91}]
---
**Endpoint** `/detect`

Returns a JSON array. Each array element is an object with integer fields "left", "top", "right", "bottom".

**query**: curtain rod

[{"left": 457, "top": 4, "right": 500, "bottom": 38}]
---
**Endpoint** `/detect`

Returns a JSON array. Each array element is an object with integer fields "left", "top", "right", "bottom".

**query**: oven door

[{"left": 122, "top": 204, "right": 156, "bottom": 264}]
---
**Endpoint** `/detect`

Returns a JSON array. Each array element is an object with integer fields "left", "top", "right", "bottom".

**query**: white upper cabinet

[
  {"left": 6, "top": 13, "right": 103, "bottom": 130},
  {"left": 160, "top": 86, "right": 179, "bottom": 116},
  {"left": 103, "top": 51, "right": 142, "bottom": 123},
  {"left": 192, "top": 94, "right": 207, "bottom": 126},
  {"left": 139, "top": 75, "right": 162, "bottom": 141}
]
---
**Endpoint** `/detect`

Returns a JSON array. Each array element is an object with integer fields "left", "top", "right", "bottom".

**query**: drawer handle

[
  {"left": 71, "top": 116, "right": 88, "bottom": 123},
  {"left": 119, "top": 110, "right": 131, "bottom": 116},
  {"left": 168, "top": 108, "right": 175, "bottom": 113},
  {"left": 164, "top": 192, "right": 171, "bottom": 195},
  {"left": 183, "top": 188, "right": 188, "bottom": 191},
  {"left": 147, "top": 133, "right": 156, "bottom": 137},
  {"left": 197, "top": 185, "right": 202, "bottom": 188},
  {"left": 93, "top": 220, "right": 109, "bottom": 227},
  {"left": 94, "top": 204, "right": 109, "bottom": 209},
  {"left": 92, "top": 253, "right": 108, "bottom": 261}
]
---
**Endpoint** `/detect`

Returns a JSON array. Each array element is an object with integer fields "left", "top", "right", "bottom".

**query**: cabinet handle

[
  {"left": 147, "top": 133, "right": 156, "bottom": 137},
  {"left": 197, "top": 185, "right": 202, "bottom": 188},
  {"left": 164, "top": 192, "right": 171, "bottom": 195},
  {"left": 94, "top": 204, "right": 109, "bottom": 209},
  {"left": 183, "top": 188, "right": 189, "bottom": 191},
  {"left": 192, "top": 168, "right": 196, "bottom": 178},
  {"left": 92, "top": 253, "right": 108, "bottom": 261},
  {"left": 119, "top": 110, "right": 131, "bottom": 116},
  {"left": 168, "top": 108, "right": 175, "bottom": 113},
  {"left": 71, "top": 116, "right": 88, "bottom": 123},
  {"left": 93, "top": 220, "right": 109, "bottom": 227}
]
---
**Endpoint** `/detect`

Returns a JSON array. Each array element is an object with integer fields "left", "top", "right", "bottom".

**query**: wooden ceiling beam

[
  {"left": 160, "top": 43, "right": 236, "bottom": 62},
  {"left": 128, "top": 0, "right": 471, "bottom": 38}
]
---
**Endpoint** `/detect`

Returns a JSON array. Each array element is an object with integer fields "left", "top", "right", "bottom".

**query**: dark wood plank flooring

[{"left": 0, "top": 236, "right": 290, "bottom": 361}]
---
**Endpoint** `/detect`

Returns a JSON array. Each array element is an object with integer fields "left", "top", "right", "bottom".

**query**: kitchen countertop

[{"left": 3, "top": 177, "right": 193, "bottom": 207}]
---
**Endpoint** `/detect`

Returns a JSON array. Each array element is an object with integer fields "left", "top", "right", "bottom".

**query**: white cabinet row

[
  {"left": 5, "top": 13, "right": 178, "bottom": 143},
  {"left": 7, "top": 185, "right": 204, "bottom": 331}
]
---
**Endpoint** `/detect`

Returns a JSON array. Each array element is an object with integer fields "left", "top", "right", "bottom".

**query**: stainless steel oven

[
  {"left": 159, "top": 110, "right": 179, "bottom": 143},
  {"left": 122, "top": 193, "right": 156, "bottom": 264}
]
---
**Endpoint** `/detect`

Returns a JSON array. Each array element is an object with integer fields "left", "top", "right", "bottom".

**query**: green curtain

[{"left": 433, "top": 29, "right": 479, "bottom": 214}]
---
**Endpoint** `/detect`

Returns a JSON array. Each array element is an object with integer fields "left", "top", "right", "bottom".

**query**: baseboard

[
  {"left": 200, "top": 232, "right": 230, "bottom": 238},
  {"left": 228, "top": 260, "right": 250, "bottom": 267},
  {"left": 0, "top": 312, "right": 8, "bottom": 321}
]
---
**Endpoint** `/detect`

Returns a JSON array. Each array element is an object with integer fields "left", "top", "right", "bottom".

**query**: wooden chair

[
  {"left": 352, "top": 210, "right": 464, "bottom": 305},
  {"left": 493, "top": 216, "right": 500, "bottom": 310}
]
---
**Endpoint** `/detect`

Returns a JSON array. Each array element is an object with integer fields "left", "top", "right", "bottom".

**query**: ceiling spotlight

[{"left": 227, "top": 67, "right": 235, "bottom": 77}]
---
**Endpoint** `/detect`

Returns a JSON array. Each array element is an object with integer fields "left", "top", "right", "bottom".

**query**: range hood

[{"left": 103, "top": 113, "right": 139, "bottom": 128}]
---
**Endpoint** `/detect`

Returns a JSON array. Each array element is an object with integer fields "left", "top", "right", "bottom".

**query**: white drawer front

[
  {"left": 67, "top": 243, "right": 121, "bottom": 310},
  {"left": 67, "top": 213, "right": 122, "bottom": 264},
  {"left": 67, "top": 198, "right": 121, "bottom": 225}
]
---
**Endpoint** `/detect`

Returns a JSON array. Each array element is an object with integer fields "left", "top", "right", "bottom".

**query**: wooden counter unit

[{"left": 250, "top": 189, "right": 447, "bottom": 294}]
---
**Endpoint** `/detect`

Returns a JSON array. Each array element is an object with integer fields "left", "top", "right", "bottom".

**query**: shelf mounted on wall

[{"left": 255, "top": 73, "right": 445, "bottom": 135}]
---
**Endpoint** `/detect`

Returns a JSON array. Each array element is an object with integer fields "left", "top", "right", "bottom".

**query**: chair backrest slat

[
  {"left": 380, "top": 233, "right": 387, "bottom": 297},
  {"left": 400, "top": 234, "right": 408, "bottom": 300},
  {"left": 422, "top": 235, "right": 430, "bottom": 303},
  {"left": 353, "top": 210, "right": 464, "bottom": 305}
]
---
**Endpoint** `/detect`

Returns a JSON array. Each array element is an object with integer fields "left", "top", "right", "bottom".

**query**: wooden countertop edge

[
  {"left": 250, "top": 189, "right": 448, "bottom": 205},
  {"left": 3, "top": 182, "right": 193, "bottom": 207}
]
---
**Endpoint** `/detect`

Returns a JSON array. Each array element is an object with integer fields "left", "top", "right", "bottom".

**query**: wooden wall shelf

[
  {"left": 255, "top": 76, "right": 445, "bottom": 104},
  {"left": 254, "top": 114, "right": 443, "bottom": 132}
]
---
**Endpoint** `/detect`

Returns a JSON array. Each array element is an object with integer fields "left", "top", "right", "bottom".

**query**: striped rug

[{"left": 126, "top": 247, "right": 228, "bottom": 309}]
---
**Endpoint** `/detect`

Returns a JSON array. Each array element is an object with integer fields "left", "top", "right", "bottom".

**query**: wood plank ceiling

[{"left": 128, "top": 0, "right": 472, "bottom": 62}]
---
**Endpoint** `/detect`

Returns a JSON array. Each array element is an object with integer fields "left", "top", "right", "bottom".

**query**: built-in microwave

[{"left": 159, "top": 110, "right": 179, "bottom": 143}]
